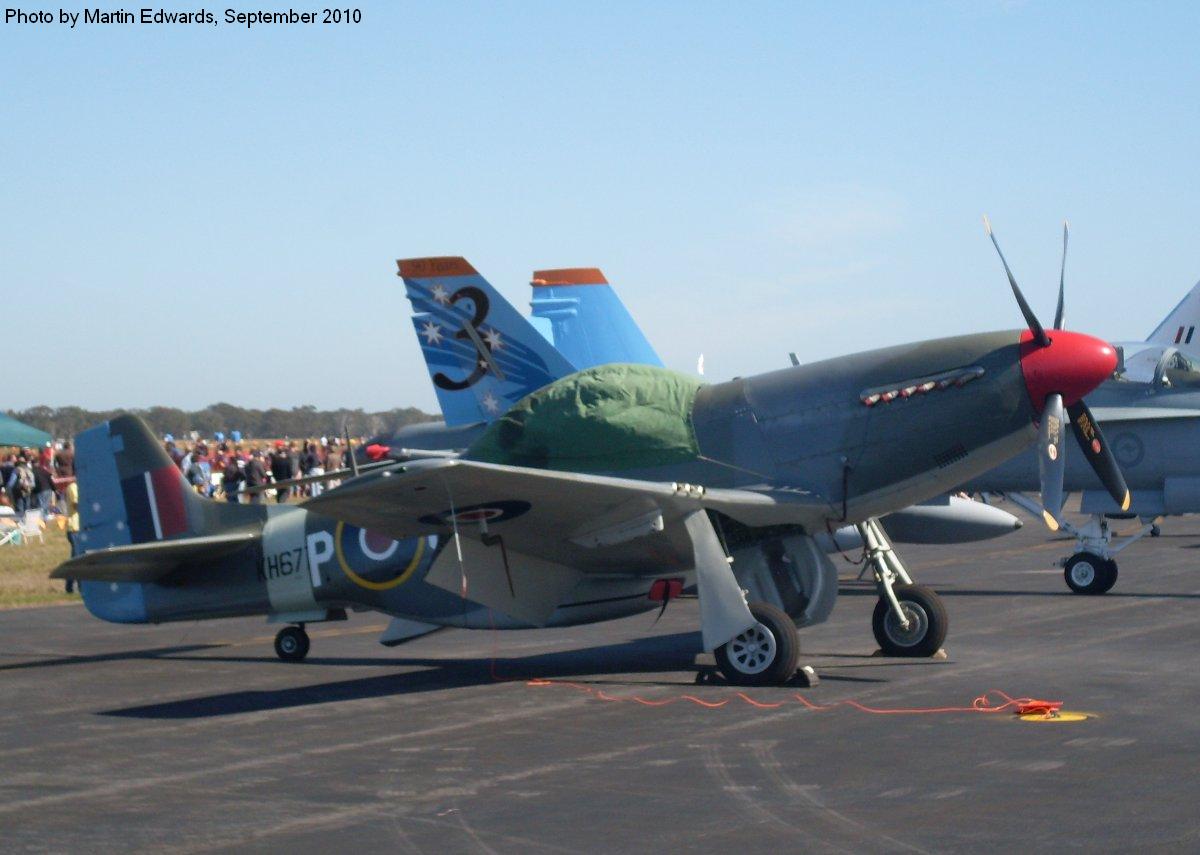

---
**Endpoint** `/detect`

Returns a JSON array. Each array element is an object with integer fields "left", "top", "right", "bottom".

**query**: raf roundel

[
  {"left": 419, "top": 500, "right": 532, "bottom": 528},
  {"left": 333, "top": 522, "right": 429, "bottom": 591}
]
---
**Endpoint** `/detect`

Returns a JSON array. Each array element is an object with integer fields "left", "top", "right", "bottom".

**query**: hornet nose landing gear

[
  {"left": 857, "top": 518, "right": 949, "bottom": 657},
  {"left": 274, "top": 624, "right": 310, "bottom": 662}
]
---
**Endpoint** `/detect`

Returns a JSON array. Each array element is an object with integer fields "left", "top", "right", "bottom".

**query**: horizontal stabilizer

[{"left": 52, "top": 531, "right": 259, "bottom": 582}]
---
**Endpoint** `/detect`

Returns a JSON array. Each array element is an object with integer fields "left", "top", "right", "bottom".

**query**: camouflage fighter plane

[
  {"left": 55, "top": 232, "right": 1124, "bottom": 685},
  {"left": 378, "top": 262, "right": 1027, "bottom": 640},
  {"left": 376, "top": 265, "right": 1025, "bottom": 544}
]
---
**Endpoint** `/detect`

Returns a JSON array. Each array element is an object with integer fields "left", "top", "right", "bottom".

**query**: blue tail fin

[
  {"left": 73, "top": 415, "right": 258, "bottom": 623},
  {"left": 530, "top": 267, "right": 662, "bottom": 369},
  {"left": 75, "top": 414, "right": 213, "bottom": 551},
  {"left": 400, "top": 257, "right": 577, "bottom": 425}
]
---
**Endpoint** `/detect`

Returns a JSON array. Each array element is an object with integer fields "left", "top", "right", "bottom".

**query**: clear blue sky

[{"left": 4, "top": 2, "right": 1199, "bottom": 412}]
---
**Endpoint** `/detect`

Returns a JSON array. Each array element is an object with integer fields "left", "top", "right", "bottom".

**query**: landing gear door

[{"left": 728, "top": 533, "right": 837, "bottom": 628}]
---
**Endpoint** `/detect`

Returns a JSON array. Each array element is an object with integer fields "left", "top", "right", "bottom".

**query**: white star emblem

[
  {"left": 420, "top": 320, "right": 444, "bottom": 346},
  {"left": 483, "top": 327, "right": 504, "bottom": 350},
  {"left": 481, "top": 391, "right": 501, "bottom": 414},
  {"left": 430, "top": 283, "right": 450, "bottom": 305},
  {"left": 478, "top": 358, "right": 490, "bottom": 370}
]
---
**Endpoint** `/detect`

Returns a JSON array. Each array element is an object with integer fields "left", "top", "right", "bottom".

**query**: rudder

[
  {"left": 400, "top": 257, "right": 577, "bottom": 425},
  {"left": 530, "top": 267, "right": 662, "bottom": 369}
]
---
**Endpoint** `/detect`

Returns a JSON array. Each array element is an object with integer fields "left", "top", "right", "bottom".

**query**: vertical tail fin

[
  {"left": 75, "top": 415, "right": 252, "bottom": 552},
  {"left": 74, "top": 414, "right": 240, "bottom": 624},
  {"left": 400, "top": 257, "right": 577, "bottom": 425},
  {"left": 1146, "top": 278, "right": 1200, "bottom": 348},
  {"left": 530, "top": 267, "right": 662, "bottom": 369}
]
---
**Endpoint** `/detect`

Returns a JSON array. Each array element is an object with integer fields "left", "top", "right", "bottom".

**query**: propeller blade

[
  {"left": 1066, "top": 400, "right": 1131, "bottom": 511},
  {"left": 1054, "top": 220, "right": 1068, "bottom": 330},
  {"left": 983, "top": 215, "right": 1051, "bottom": 346},
  {"left": 1038, "top": 393, "right": 1066, "bottom": 529}
]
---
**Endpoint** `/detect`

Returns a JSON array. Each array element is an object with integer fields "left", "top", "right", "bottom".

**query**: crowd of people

[
  {"left": 1, "top": 442, "right": 74, "bottom": 517},
  {"left": 165, "top": 436, "right": 357, "bottom": 503},
  {"left": 2, "top": 434, "right": 360, "bottom": 542},
  {"left": 1, "top": 443, "right": 81, "bottom": 588}
]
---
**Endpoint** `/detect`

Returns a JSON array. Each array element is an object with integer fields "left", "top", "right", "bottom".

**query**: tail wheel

[
  {"left": 1064, "top": 553, "right": 1117, "bottom": 595},
  {"left": 871, "top": 584, "right": 948, "bottom": 657},
  {"left": 715, "top": 601, "right": 800, "bottom": 686},
  {"left": 274, "top": 625, "right": 310, "bottom": 662}
]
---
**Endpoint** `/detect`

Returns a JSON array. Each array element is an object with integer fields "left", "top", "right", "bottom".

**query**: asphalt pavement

[{"left": 2, "top": 508, "right": 1199, "bottom": 853}]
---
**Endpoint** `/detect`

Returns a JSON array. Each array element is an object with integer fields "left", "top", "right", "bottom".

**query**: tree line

[{"left": 7, "top": 403, "right": 439, "bottom": 442}]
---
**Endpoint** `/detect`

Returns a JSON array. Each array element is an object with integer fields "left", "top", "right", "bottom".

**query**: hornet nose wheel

[
  {"left": 871, "top": 584, "right": 948, "bottom": 657},
  {"left": 1064, "top": 552, "right": 1118, "bottom": 595},
  {"left": 274, "top": 624, "right": 310, "bottom": 662},
  {"left": 715, "top": 601, "right": 800, "bottom": 686}
]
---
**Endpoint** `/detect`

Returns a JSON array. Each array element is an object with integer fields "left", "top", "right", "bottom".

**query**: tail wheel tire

[
  {"left": 871, "top": 584, "right": 948, "bottom": 658},
  {"left": 715, "top": 601, "right": 800, "bottom": 686},
  {"left": 1064, "top": 554, "right": 1117, "bottom": 595},
  {"left": 275, "top": 625, "right": 310, "bottom": 662}
]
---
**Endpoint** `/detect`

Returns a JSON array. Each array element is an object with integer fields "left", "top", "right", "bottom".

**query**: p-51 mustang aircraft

[
  {"left": 56, "top": 232, "right": 1126, "bottom": 685},
  {"left": 375, "top": 265, "right": 1025, "bottom": 547}
]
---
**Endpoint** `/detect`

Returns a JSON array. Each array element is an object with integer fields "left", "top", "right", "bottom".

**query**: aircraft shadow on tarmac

[
  {"left": 0, "top": 643, "right": 224, "bottom": 673},
  {"left": 98, "top": 630, "right": 893, "bottom": 719},
  {"left": 101, "top": 632, "right": 703, "bottom": 720}
]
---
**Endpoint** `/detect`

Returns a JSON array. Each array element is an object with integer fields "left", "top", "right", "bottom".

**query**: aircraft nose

[{"left": 1019, "top": 329, "right": 1118, "bottom": 411}]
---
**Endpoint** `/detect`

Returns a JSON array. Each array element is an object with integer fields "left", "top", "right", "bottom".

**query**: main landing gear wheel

[
  {"left": 872, "top": 584, "right": 948, "bottom": 658},
  {"left": 715, "top": 601, "right": 800, "bottom": 686},
  {"left": 1064, "top": 553, "right": 1118, "bottom": 595},
  {"left": 274, "top": 625, "right": 310, "bottom": 662}
]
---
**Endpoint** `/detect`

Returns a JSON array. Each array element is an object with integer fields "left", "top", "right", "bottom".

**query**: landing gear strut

[
  {"left": 715, "top": 601, "right": 801, "bottom": 686},
  {"left": 1002, "top": 494, "right": 1157, "bottom": 596},
  {"left": 856, "top": 518, "right": 948, "bottom": 656},
  {"left": 1052, "top": 514, "right": 1155, "bottom": 595},
  {"left": 274, "top": 624, "right": 310, "bottom": 662}
]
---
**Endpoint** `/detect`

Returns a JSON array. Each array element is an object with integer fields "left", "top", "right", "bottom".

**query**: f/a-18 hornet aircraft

[{"left": 56, "top": 228, "right": 1125, "bottom": 685}]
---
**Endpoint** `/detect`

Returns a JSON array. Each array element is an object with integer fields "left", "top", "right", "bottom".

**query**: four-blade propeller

[{"left": 984, "top": 217, "right": 1131, "bottom": 529}]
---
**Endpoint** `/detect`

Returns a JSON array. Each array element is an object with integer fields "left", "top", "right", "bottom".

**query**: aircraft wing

[
  {"left": 302, "top": 458, "right": 824, "bottom": 645},
  {"left": 51, "top": 531, "right": 260, "bottom": 582},
  {"left": 302, "top": 458, "right": 824, "bottom": 572}
]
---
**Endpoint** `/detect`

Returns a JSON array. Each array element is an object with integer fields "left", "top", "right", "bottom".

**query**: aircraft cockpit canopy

[{"left": 1152, "top": 347, "right": 1200, "bottom": 389}]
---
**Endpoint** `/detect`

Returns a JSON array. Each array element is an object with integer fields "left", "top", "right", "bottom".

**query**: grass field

[{"left": 0, "top": 524, "right": 75, "bottom": 608}]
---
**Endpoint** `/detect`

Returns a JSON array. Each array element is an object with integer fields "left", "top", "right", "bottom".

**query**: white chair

[
  {"left": 18, "top": 510, "right": 45, "bottom": 545},
  {"left": 0, "top": 524, "right": 18, "bottom": 547}
]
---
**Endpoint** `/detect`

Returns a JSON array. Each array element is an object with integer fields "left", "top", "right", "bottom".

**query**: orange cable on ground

[
  {"left": 483, "top": 612, "right": 1062, "bottom": 717},
  {"left": 523, "top": 680, "right": 1061, "bottom": 717}
]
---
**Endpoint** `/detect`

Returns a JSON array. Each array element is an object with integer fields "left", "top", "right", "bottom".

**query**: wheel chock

[{"left": 871, "top": 647, "right": 948, "bottom": 659}]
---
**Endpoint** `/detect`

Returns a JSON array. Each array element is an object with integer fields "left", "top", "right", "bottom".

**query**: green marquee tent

[{"left": 0, "top": 412, "right": 52, "bottom": 449}]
